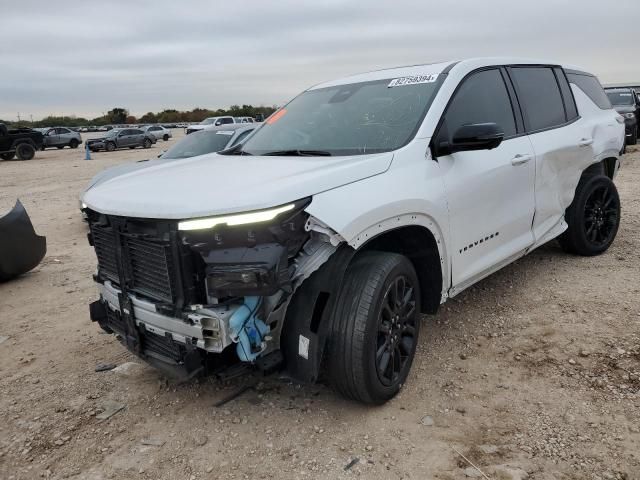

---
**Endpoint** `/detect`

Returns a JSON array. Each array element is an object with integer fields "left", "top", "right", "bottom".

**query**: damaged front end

[
  {"left": 0, "top": 200, "right": 47, "bottom": 282},
  {"left": 87, "top": 199, "right": 351, "bottom": 381}
]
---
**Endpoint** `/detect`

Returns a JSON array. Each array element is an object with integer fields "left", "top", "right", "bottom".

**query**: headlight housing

[{"left": 178, "top": 203, "right": 296, "bottom": 231}]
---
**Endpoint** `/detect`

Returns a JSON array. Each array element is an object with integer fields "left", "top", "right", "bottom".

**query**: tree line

[{"left": 1, "top": 105, "right": 278, "bottom": 128}]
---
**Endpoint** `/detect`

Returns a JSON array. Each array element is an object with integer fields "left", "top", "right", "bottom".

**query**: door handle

[
  {"left": 579, "top": 138, "right": 594, "bottom": 147},
  {"left": 511, "top": 154, "right": 532, "bottom": 166}
]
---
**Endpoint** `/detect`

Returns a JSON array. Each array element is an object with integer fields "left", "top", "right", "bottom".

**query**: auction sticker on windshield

[
  {"left": 216, "top": 131, "right": 234, "bottom": 135},
  {"left": 388, "top": 74, "right": 438, "bottom": 88}
]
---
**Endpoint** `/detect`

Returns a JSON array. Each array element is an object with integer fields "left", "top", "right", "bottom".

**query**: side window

[
  {"left": 118, "top": 130, "right": 129, "bottom": 136},
  {"left": 555, "top": 68, "right": 579, "bottom": 121},
  {"left": 57, "top": 128, "right": 70, "bottom": 134},
  {"left": 566, "top": 73, "right": 612, "bottom": 110},
  {"left": 230, "top": 129, "right": 253, "bottom": 147},
  {"left": 441, "top": 68, "right": 517, "bottom": 140},
  {"left": 510, "top": 67, "right": 566, "bottom": 132},
  {"left": 221, "top": 117, "right": 234, "bottom": 125}
]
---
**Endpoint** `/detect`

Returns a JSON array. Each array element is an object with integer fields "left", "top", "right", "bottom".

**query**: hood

[
  {"left": 83, "top": 158, "right": 170, "bottom": 194},
  {"left": 82, "top": 152, "right": 393, "bottom": 219},
  {"left": 613, "top": 105, "right": 635, "bottom": 115}
]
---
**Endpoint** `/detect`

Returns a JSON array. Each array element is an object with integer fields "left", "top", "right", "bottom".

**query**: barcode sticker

[
  {"left": 298, "top": 335, "right": 310, "bottom": 359},
  {"left": 388, "top": 74, "right": 438, "bottom": 88}
]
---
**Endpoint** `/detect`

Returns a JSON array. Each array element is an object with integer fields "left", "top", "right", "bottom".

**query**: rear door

[
  {"left": 437, "top": 68, "right": 536, "bottom": 292},
  {"left": 117, "top": 129, "right": 132, "bottom": 147},
  {"left": 508, "top": 66, "right": 593, "bottom": 243},
  {"left": 57, "top": 128, "right": 72, "bottom": 144}
]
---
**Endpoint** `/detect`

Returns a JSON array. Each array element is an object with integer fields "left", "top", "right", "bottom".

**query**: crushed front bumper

[
  {"left": 0, "top": 200, "right": 46, "bottom": 282},
  {"left": 92, "top": 280, "right": 236, "bottom": 353}
]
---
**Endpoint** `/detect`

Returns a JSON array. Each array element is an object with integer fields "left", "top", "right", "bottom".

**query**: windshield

[
  {"left": 105, "top": 130, "right": 120, "bottom": 138},
  {"left": 162, "top": 130, "right": 233, "bottom": 159},
  {"left": 606, "top": 90, "right": 635, "bottom": 106},
  {"left": 241, "top": 76, "right": 442, "bottom": 156}
]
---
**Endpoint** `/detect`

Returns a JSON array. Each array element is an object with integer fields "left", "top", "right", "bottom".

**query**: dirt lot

[{"left": 0, "top": 133, "right": 638, "bottom": 480}]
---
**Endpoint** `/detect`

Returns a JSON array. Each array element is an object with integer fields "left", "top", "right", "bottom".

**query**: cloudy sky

[{"left": 0, "top": 0, "right": 635, "bottom": 121}]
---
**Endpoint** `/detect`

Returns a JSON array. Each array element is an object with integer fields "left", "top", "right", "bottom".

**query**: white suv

[
  {"left": 186, "top": 116, "right": 235, "bottom": 134},
  {"left": 83, "top": 58, "right": 624, "bottom": 404}
]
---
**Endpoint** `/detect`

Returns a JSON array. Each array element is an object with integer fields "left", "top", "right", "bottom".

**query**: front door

[{"left": 435, "top": 68, "right": 536, "bottom": 292}]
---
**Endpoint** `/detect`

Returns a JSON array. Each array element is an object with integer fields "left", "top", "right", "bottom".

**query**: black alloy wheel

[
  {"left": 327, "top": 251, "right": 422, "bottom": 404},
  {"left": 583, "top": 182, "right": 619, "bottom": 247},
  {"left": 559, "top": 174, "right": 620, "bottom": 256},
  {"left": 375, "top": 275, "right": 418, "bottom": 387}
]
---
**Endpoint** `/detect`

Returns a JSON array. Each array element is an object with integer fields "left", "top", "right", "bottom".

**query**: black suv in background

[
  {"left": 0, "top": 124, "right": 43, "bottom": 160},
  {"left": 86, "top": 128, "right": 157, "bottom": 152},
  {"left": 605, "top": 87, "right": 640, "bottom": 145}
]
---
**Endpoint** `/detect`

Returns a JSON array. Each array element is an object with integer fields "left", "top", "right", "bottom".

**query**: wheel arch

[
  {"left": 583, "top": 157, "right": 617, "bottom": 180},
  {"left": 356, "top": 223, "right": 445, "bottom": 314},
  {"left": 10, "top": 138, "right": 36, "bottom": 150}
]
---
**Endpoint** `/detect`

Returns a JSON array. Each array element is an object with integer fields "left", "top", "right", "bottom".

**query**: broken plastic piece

[{"left": 0, "top": 199, "right": 46, "bottom": 282}]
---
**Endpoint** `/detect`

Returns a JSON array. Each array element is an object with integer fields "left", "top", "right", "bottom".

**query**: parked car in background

[
  {"left": 0, "top": 124, "right": 43, "bottom": 160},
  {"left": 81, "top": 58, "right": 623, "bottom": 404},
  {"left": 86, "top": 128, "right": 156, "bottom": 152},
  {"left": 140, "top": 125, "right": 172, "bottom": 141},
  {"left": 186, "top": 116, "right": 235, "bottom": 134},
  {"left": 605, "top": 87, "right": 639, "bottom": 145},
  {"left": 39, "top": 127, "right": 82, "bottom": 150},
  {"left": 234, "top": 116, "right": 255, "bottom": 123}
]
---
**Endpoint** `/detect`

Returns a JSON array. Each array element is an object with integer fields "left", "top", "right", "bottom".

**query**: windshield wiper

[
  {"left": 261, "top": 149, "right": 332, "bottom": 156},
  {"left": 218, "top": 143, "right": 252, "bottom": 156}
]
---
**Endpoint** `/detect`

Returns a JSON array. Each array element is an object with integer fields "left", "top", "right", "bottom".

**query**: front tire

[
  {"left": 105, "top": 142, "right": 116, "bottom": 152},
  {"left": 143, "top": 138, "right": 151, "bottom": 149},
  {"left": 558, "top": 175, "right": 620, "bottom": 256},
  {"left": 163, "top": 134, "right": 169, "bottom": 141},
  {"left": 327, "top": 252, "right": 421, "bottom": 404},
  {"left": 69, "top": 139, "right": 79, "bottom": 149},
  {"left": 628, "top": 127, "right": 638, "bottom": 146},
  {"left": 16, "top": 143, "right": 35, "bottom": 160}
]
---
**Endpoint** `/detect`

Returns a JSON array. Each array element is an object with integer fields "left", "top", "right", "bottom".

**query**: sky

[{"left": 0, "top": 0, "right": 635, "bottom": 121}]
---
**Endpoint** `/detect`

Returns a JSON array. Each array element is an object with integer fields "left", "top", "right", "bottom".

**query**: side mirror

[
  {"left": 446, "top": 123, "right": 504, "bottom": 154},
  {"left": 215, "top": 120, "right": 222, "bottom": 126}
]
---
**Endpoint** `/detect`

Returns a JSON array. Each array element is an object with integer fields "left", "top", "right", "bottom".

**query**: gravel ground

[{"left": 0, "top": 133, "right": 638, "bottom": 480}]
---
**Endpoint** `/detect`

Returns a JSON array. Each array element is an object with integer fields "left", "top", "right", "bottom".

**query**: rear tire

[
  {"left": 1, "top": 152, "right": 15, "bottom": 160},
  {"left": 16, "top": 143, "right": 35, "bottom": 160},
  {"left": 163, "top": 134, "right": 169, "bottom": 141},
  {"left": 105, "top": 142, "right": 116, "bottom": 152},
  {"left": 558, "top": 175, "right": 620, "bottom": 256},
  {"left": 69, "top": 139, "right": 79, "bottom": 149},
  {"left": 128, "top": 146, "right": 135, "bottom": 149},
  {"left": 57, "top": 146, "right": 64, "bottom": 149},
  {"left": 326, "top": 251, "right": 421, "bottom": 404},
  {"left": 143, "top": 138, "right": 152, "bottom": 149}
]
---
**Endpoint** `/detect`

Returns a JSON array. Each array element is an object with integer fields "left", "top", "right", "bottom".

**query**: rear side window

[
  {"left": 442, "top": 68, "right": 517, "bottom": 139},
  {"left": 554, "top": 68, "right": 579, "bottom": 121},
  {"left": 220, "top": 118, "right": 234, "bottom": 125},
  {"left": 510, "top": 67, "right": 566, "bottom": 132},
  {"left": 567, "top": 73, "right": 612, "bottom": 110}
]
